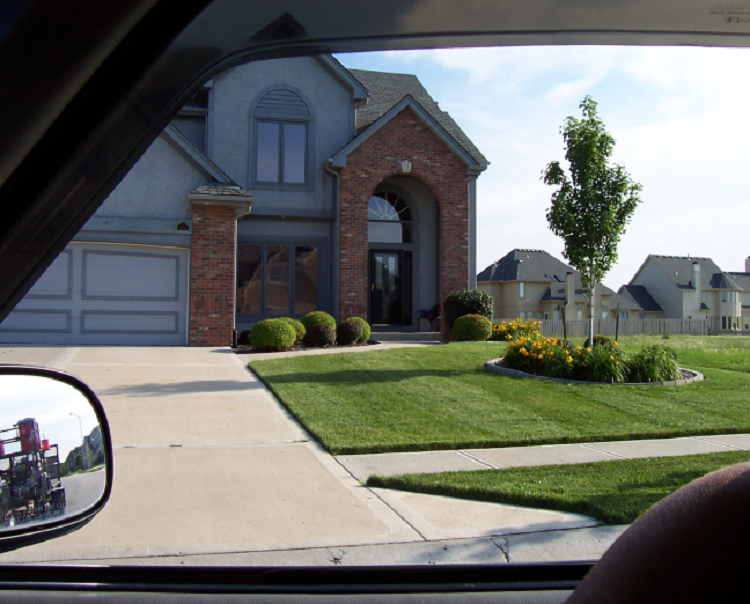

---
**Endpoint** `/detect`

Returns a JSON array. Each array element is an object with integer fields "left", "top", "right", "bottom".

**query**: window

[
  {"left": 236, "top": 243, "right": 318, "bottom": 317},
  {"left": 576, "top": 303, "right": 583, "bottom": 321},
  {"left": 368, "top": 192, "right": 413, "bottom": 243},
  {"left": 519, "top": 311, "right": 526, "bottom": 319},
  {"left": 256, "top": 121, "right": 307, "bottom": 184},
  {"left": 722, "top": 291, "right": 728, "bottom": 302},
  {"left": 252, "top": 88, "right": 311, "bottom": 186},
  {"left": 553, "top": 310, "right": 560, "bottom": 321},
  {"left": 519, "top": 282, "right": 525, "bottom": 298},
  {"left": 602, "top": 305, "right": 609, "bottom": 320}
]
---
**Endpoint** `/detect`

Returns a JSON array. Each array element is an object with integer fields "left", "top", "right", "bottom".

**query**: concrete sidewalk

[
  {"left": 0, "top": 346, "right": 606, "bottom": 566},
  {"left": 337, "top": 434, "right": 750, "bottom": 481}
]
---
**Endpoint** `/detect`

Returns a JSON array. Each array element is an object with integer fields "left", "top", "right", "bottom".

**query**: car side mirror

[{"left": 0, "top": 366, "right": 112, "bottom": 554}]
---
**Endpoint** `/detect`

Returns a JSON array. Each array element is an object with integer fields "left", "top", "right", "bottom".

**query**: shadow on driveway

[{"left": 98, "top": 380, "right": 265, "bottom": 397}]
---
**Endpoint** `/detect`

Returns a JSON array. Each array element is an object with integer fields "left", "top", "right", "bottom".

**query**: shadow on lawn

[{"left": 257, "top": 368, "right": 478, "bottom": 385}]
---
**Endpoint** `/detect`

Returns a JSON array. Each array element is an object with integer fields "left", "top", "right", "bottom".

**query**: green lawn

[
  {"left": 248, "top": 336, "right": 750, "bottom": 455},
  {"left": 367, "top": 451, "right": 750, "bottom": 524}
]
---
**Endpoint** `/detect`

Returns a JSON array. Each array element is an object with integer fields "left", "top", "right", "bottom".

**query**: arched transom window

[{"left": 368, "top": 192, "right": 412, "bottom": 244}]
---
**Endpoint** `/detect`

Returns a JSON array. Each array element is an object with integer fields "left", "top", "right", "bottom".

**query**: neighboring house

[
  {"left": 628, "top": 255, "right": 750, "bottom": 330},
  {"left": 0, "top": 55, "right": 487, "bottom": 346},
  {"left": 476, "top": 249, "right": 639, "bottom": 322}
]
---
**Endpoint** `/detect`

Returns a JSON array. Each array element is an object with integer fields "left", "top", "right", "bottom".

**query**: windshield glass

[{"left": 0, "top": 39, "right": 748, "bottom": 567}]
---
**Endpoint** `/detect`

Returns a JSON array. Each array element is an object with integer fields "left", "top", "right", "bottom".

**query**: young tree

[{"left": 543, "top": 96, "right": 642, "bottom": 346}]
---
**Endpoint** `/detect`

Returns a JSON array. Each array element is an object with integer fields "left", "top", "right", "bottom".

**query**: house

[
  {"left": 476, "top": 249, "right": 641, "bottom": 322},
  {"left": 0, "top": 55, "right": 487, "bottom": 346},
  {"left": 628, "top": 255, "right": 750, "bottom": 330}
]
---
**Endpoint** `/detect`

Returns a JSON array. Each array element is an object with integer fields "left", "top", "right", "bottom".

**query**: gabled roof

[
  {"left": 631, "top": 255, "right": 725, "bottom": 291},
  {"left": 477, "top": 249, "right": 572, "bottom": 283},
  {"left": 347, "top": 68, "right": 487, "bottom": 167},
  {"left": 162, "top": 124, "right": 235, "bottom": 184},
  {"left": 618, "top": 284, "right": 663, "bottom": 313},
  {"left": 329, "top": 95, "right": 485, "bottom": 171},
  {"left": 317, "top": 56, "right": 368, "bottom": 101}
]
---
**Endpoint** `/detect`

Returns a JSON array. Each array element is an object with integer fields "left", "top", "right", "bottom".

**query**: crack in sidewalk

[{"left": 491, "top": 536, "right": 510, "bottom": 563}]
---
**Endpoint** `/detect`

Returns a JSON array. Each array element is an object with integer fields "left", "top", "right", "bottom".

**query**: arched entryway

[{"left": 367, "top": 178, "right": 440, "bottom": 330}]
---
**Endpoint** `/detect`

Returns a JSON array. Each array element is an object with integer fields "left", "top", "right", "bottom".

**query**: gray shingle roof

[
  {"left": 728, "top": 272, "right": 750, "bottom": 291},
  {"left": 348, "top": 68, "right": 487, "bottom": 167},
  {"left": 636, "top": 255, "right": 725, "bottom": 290},
  {"left": 711, "top": 272, "right": 742, "bottom": 290},
  {"left": 618, "top": 284, "right": 663, "bottom": 312},
  {"left": 477, "top": 249, "right": 571, "bottom": 283},
  {"left": 478, "top": 249, "right": 615, "bottom": 304}
]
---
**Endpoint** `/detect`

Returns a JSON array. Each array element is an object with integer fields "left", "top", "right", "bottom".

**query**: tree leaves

[{"left": 542, "top": 96, "right": 642, "bottom": 293}]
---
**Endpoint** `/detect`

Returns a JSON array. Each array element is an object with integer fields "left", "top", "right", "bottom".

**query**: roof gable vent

[{"left": 255, "top": 88, "right": 310, "bottom": 119}]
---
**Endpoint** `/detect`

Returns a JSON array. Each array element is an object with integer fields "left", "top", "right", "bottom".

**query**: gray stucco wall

[
  {"left": 207, "top": 57, "right": 354, "bottom": 214},
  {"left": 89, "top": 134, "right": 206, "bottom": 222}
]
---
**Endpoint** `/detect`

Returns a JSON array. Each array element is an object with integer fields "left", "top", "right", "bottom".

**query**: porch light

[{"left": 400, "top": 160, "right": 412, "bottom": 173}]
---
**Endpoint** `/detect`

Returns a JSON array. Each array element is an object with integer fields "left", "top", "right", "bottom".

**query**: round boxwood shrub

[
  {"left": 305, "top": 322, "right": 336, "bottom": 348},
  {"left": 300, "top": 310, "right": 336, "bottom": 332},
  {"left": 581, "top": 334, "right": 614, "bottom": 348},
  {"left": 277, "top": 317, "right": 305, "bottom": 343},
  {"left": 346, "top": 316, "right": 371, "bottom": 344},
  {"left": 250, "top": 319, "right": 296, "bottom": 352},
  {"left": 443, "top": 289, "right": 493, "bottom": 330},
  {"left": 337, "top": 319, "right": 364, "bottom": 346},
  {"left": 452, "top": 314, "right": 492, "bottom": 341}
]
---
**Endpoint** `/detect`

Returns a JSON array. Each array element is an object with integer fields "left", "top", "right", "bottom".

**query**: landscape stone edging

[{"left": 485, "top": 358, "right": 705, "bottom": 386}]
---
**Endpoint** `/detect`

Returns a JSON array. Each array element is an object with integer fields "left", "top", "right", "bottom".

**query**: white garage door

[{"left": 0, "top": 242, "right": 189, "bottom": 345}]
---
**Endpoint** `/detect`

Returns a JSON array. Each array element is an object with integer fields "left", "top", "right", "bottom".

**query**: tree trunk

[{"left": 589, "top": 269, "right": 596, "bottom": 347}]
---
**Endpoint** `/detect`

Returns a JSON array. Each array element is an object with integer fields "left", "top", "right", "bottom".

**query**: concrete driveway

[{"left": 0, "top": 346, "right": 615, "bottom": 565}]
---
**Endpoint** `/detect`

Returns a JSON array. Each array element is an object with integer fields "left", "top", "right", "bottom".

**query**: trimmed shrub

[
  {"left": 237, "top": 330, "right": 252, "bottom": 346},
  {"left": 443, "top": 289, "right": 493, "bottom": 330},
  {"left": 301, "top": 310, "right": 336, "bottom": 332},
  {"left": 346, "top": 317, "right": 371, "bottom": 344},
  {"left": 250, "top": 319, "right": 296, "bottom": 352},
  {"left": 452, "top": 314, "right": 492, "bottom": 341},
  {"left": 305, "top": 322, "right": 336, "bottom": 348},
  {"left": 490, "top": 318, "right": 541, "bottom": 341},
  {"left": 337, "top": 319, "right": 364, "bottom": 346},
  {"left": 627, "top": 344, "right": 681, "bottom": 383},
  {"left": 277, "top": 317, "right": 305, "bottom": 343}
]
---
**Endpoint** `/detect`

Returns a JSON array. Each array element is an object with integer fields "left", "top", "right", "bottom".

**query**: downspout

[{"left": 324, "top": 160, "right": 340, "bottom": 321}]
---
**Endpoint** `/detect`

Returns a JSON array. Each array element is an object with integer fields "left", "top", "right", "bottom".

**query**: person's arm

[{"left": 568, "top": 462, "right": 750, "bottom": 604}]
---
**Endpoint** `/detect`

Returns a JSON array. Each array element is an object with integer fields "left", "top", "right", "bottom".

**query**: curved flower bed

[
  {"left": 488, "top": 336, "right": 703, "bottom": 385},
  {"left": 485, "top": 357, "right": 704, "bottom": 386}
]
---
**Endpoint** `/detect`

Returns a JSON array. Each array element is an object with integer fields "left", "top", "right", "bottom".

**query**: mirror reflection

[{"left": 0, "top": 375, "right": 105, "bottom": 528}]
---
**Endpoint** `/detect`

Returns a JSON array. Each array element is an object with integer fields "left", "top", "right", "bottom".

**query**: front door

[{"left": 369, "top": 250, "right": 412, "bottom": 327}]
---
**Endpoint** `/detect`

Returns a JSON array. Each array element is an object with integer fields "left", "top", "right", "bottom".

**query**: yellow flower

[
  {"left": 576, "top": 346, "right": 582, "bottom": 350},
  {"left": 610, "top": 355, "right": 614, "bottom": 360},
  {"left": 587, "top": 348, "right": 592, "bottom": 352},
  {"left": 567, "top": 356, "right": 573, "bottom": 363},
  {"left": 613, "top": 340, "right": 618, "bottom": 346}
]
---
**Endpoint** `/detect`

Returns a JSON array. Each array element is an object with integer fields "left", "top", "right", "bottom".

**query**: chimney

[
  {"left": 746, "top": 257, "right": 750, "bottom": 273},
  {"left": 692, "top": 261, "right": 701, "bottom": 311}
]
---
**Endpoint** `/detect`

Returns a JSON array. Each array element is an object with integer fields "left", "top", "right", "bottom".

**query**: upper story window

[
  {"left": 519, "top": 282, "right": 525, "bottom": 298},
  {"left": 368, "top": 192, "right": 412, "bottom": 243},
  {"left": 252, "top": 88, "right": 311, "bottom": 187}
]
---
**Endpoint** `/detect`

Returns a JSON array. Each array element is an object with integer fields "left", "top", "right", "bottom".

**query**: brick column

[{"left": 188, "top": 185, "right": 254, "bottom": 347}]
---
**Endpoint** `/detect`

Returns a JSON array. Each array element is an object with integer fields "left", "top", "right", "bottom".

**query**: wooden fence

[{"left": 495, "top": 318, "right": 720, "bottom": 338}]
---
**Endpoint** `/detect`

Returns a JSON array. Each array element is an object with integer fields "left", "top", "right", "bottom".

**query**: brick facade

[
  {"left": 339, "top": 107, "right": 471, "bottom": 333},
  {"left": 189, "top": 204, "right": 237, "bottom": 346}
]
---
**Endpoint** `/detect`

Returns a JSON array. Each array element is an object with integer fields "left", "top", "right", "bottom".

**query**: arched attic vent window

[
  {"left": 253, "top": 88, "right": 310, "bottom": 185},
  {"left": 368, "top": 192, "right": 412, "bottom": 243}
]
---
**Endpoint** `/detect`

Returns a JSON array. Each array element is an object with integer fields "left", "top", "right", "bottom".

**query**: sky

[{"left": 335, "top": 46, "right": 750, "bottom": 291}]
